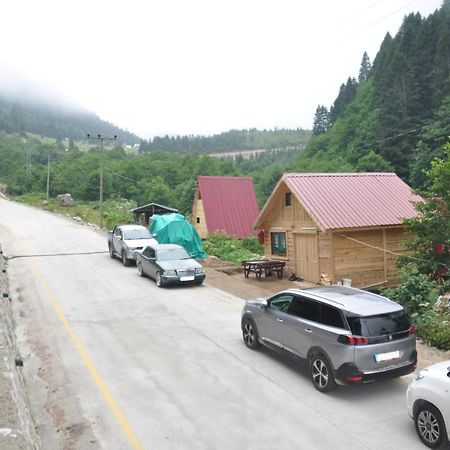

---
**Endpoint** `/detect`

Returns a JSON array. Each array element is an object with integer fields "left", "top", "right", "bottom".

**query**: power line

[
  {"left": 338, "top": 234, "right": 449, "bottom": 269},
  {"left": 6, "top": 251, "right": 108, "bottom": 260},
  {"left": 338, "top": 0, "right": 386, "bottom": 24},
  {"left": 350, "top": 0, "right": 419, "bottom": 36},
  {"left": 359, "top": 126, "right": 423, "bottom": 149}
]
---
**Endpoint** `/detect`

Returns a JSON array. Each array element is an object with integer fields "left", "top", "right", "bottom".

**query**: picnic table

[{"left": 242, "top": 260, "right": 286, "bottom": 280}]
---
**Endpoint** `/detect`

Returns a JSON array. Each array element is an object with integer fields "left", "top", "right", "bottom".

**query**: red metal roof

[
  {"left": 197, "top": 176, "right": 259, "bottom": 238},
  {"left": 283, "top": 173, "right": 422, "bottom": 230}
]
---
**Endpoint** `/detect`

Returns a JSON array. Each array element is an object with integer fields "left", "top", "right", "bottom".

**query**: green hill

[{"left": 300, "top": 0, "right": 450, "bottom": 190}]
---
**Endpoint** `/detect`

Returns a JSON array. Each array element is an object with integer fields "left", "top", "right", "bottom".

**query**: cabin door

[{"left": 294, "top": 233, "right": 319, "bottom": 283}]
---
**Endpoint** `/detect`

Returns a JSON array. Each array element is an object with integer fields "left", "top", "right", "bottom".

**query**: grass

[{"left": 203, "top": 233, "right": 264, "bottom": 265}]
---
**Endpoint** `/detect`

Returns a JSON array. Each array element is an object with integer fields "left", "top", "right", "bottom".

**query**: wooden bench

[{"left": 242, "top": 260, "right": 286, "bottom": 280}]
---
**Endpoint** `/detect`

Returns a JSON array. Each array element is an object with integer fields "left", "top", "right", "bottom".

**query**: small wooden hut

[
  {"left": 130, "top": 203, "right": 178, "bottom": 226},
  {"left": 254, "top": 173, "right": 422, "bottom": 288}
]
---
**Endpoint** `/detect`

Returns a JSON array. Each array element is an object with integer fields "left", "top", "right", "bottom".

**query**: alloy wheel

[
  {"left": 311, "top": 359, "right": 329, "bottom": 390},
  {"left": 243, "top": 321, "right": 255, "bottom": 347},
  {"left": 417, "top": 410, "right": 441, "bottom": 446}
]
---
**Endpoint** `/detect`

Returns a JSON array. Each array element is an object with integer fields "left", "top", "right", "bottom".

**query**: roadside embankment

[{"left": 0, "top": 246, "right": 39, "bottom": 449}]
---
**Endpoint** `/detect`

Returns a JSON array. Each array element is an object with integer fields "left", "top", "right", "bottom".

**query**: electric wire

[
  {"left": 6, "top": 251, "right": 108, "bottom": 260},
  {"left": 338, "top": 234, "right": 449, "bottom": 269}
]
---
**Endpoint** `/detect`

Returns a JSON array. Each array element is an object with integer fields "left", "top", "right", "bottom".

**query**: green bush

[
  {"left": 416, "top": 308, "right": 450, "bottom": 351},
  {"left": 383, "top": 263, "right": 450, "bottom": 350},
  {"left": 383, "top": 264, "right": 440, "bottom": 318},
  {"left": 203, "top": 233, "right": 263, "bottom": 265},
  {"left": 103, "top": 198, "right": 137, "bottom": 229}
]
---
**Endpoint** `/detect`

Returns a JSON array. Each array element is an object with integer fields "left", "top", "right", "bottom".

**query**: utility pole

[
  {"left": 26, "top": 149, "right": 31, "bottom": 175},
  {"left": 87, "top": 134, "right": 117, "bottom": 229},
  {"left": 46, "top": 149, "right": 51, "bottom": 204}
]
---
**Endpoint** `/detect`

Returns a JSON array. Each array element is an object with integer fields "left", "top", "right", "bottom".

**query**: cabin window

[
  {"left": 271, "top": 232, "right": 286, "bottom": 256},
  {"left": 196, "top": 217, "right": 200, "bottom": 224},
  {"left": 285, "top": 192, "right": 292, "bottom": 206}
]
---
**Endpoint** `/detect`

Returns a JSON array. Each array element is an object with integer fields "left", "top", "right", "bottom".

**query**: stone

[{"left": 56, "top": 193, "right": 73, "bottom": 206}]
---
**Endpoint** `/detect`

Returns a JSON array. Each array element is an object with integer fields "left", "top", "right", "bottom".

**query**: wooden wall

[
  {"left": 259, "top": 183, "right": 319, "bottom": 279},
  {"left": 332, "top": 227, "right": 409, "bottom": 288},
  {"left": 191, "top": 186, "right": 208, "bottom": 239}
]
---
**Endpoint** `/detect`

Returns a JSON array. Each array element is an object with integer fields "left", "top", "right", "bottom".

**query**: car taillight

[
  {"left": 408, "top": 325, "right": 416, "bottom": 336},
  {"left": 346, "top": 375, "right": 363, "bottom": 382},
  {"left": 337, "top": 334, "right": 369, "bottom": 345}
]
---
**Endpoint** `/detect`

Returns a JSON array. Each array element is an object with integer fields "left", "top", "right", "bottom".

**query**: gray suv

[{"left": 241, "top": 285, "right": 417, "bottom": 392}]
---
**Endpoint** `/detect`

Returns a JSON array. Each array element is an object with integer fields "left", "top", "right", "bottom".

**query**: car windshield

[
  {"left": 157, "top": 248, "right": 190, "bottom": 261},
  {"left": 346, "top": 310, "right": 410, "bottom": 337},
  {"left": 123, "top": 229, "right": 151, "bottom": 240}
]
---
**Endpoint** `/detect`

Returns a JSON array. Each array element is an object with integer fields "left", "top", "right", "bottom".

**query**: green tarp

[{"left": 150, "top": 213, "right": 207, "bottom": 260}]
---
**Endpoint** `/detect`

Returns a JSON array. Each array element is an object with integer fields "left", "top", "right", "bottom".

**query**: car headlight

[
  {"left": 164, "top": 270, "right": 177, "bottom": 276},
  {"left": 415, "top": 370, "right": 427, "bottom": 381},
  {"left": 195, "top": 267, "right": 204, "bottom": 274}
]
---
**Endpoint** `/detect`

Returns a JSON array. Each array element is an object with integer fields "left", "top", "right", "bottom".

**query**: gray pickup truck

[{"left": 107, "top": 224, "right": 157, "bottom": 266}]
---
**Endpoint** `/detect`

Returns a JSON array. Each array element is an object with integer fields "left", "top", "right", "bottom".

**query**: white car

[{"left": 406, "top": 360, "right": 450, "bottom": 449}]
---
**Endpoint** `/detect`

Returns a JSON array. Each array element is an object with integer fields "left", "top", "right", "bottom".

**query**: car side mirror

[
  {"left": 117, "top": 236, "right": 122, "bottom": 240},
  {"left": 260, "top": 300, "right": 268, "bottom": 310}
]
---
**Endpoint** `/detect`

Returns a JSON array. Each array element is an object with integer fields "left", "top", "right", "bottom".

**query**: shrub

[
  {"left": 416, "top": 308, "right": 450, "bottom": 351},
  {"left": 203, "top": 233, "right": 263, "bottom": 265},
  {"left": 383, "top": 264, "right": 440, "bottom": 318},
  {"left": 103, "top": 198, "right": 137, "bottom": 229},
  {"left": 383, "top": 263, "right": 450, "bottom": 350}
]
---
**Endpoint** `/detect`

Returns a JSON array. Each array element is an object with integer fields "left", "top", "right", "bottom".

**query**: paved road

[{"left": 0, "top": 198, "right": 424, "bottom": 449}]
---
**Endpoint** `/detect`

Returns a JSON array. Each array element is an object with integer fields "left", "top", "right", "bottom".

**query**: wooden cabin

[
  {"left": 254, "top": 173, "right": 422, "bottom": 289},
  {"left": 192, "top": 176, "right": 259, "bottom": 239}
]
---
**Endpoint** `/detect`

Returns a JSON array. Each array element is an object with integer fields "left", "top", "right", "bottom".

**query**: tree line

[
  {"left": 307, "top": 0, "right": 450, "bottom": 189},
  {"left": 138, "top": 128, "right": 310, "bottom": 154},
  {"left": 0, "top": 95, "right": 140, "bottom": 144},
  {"left": 0, "top": 131, "right": 300, "bottom": 214}
]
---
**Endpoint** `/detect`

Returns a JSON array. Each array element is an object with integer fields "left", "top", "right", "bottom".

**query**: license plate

[
  {"left": 180, "top": 276, "right": 194, "bottom": 281},
  {"left": 374, "top": 350, "right": 400, "bottom": 363}
]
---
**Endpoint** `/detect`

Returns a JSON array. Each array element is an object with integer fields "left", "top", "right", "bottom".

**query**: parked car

[
  {"left": 241, "top": 285, "right": 417, "bottom": 392},
  {"left": 107, "top": 225, "right": 157, "bottom": 266},
  {"left": 136, "top": 243, "right": 205, "bottom": 287},
  {"left": 406, "top": 361, "right": 450, "bottom": 449}
]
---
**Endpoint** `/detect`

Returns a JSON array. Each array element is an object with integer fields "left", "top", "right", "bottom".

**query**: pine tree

[
  {"left": 312, "top": 105, "right": 331, "bottom": 135},
  {"left": 358, "top": 52, "right": 372, "bottom": 82}
]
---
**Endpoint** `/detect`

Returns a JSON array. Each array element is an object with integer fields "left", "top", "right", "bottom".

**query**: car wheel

[
  {"left": 415, "top": 402, "right": 447, "bottom": 449},
  {"left": 121, "top": 251, "right": 130, "bottom": 267},
  {"left": 242, "top": 317, "right": 261, "bottom": 350},
  {"left": 309, "top": 353, "right": 337, "bottom": 393},
  {"left": 137, "top": 262, "right": 145, "bottom": 277},
  {"left": 155, "top": 272, "right": 165, "bottom": 288},
  {"left": 109, "top": 244, "right": 115, "bottom": 259}
]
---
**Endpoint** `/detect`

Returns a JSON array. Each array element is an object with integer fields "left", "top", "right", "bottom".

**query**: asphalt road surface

[{"left": 0, "top": 198, "right": 426, "bottom": 450}]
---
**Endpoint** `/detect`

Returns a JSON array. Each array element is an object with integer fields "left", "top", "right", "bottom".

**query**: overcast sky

[{"left": 0, "top": 0, "right": 443, "bottom": 139}]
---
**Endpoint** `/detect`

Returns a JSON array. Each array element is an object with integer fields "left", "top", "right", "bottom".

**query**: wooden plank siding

[
  {"left": 333, "top": 230, "right": 385, "bottom": 288},
  {"left": 332, "top": 227, "right": 410, "bottom": 288},
  {"left": 318, "top": 232, "right": 334, "bottom": 282},
  {"left": 385, "top": 227, "right": 411, "bottom": 286},
  {"left": 191, "top": 187, "right": 208, "bottom": 239},
  {"left": 259, "top": 187, "right": 319, "bottom": 279}
]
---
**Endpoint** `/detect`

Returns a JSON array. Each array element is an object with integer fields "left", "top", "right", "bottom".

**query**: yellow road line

[{"left": 9, "top": 231, "right": 144, "bottom": 450}]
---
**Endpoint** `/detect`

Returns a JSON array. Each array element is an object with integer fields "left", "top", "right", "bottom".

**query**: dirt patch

[
  {"left": 202, "top": 256, "right": 314, "bottom": 300},
  {"left": 203, "top": 257, "right": 450, "bottom": 368}
]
